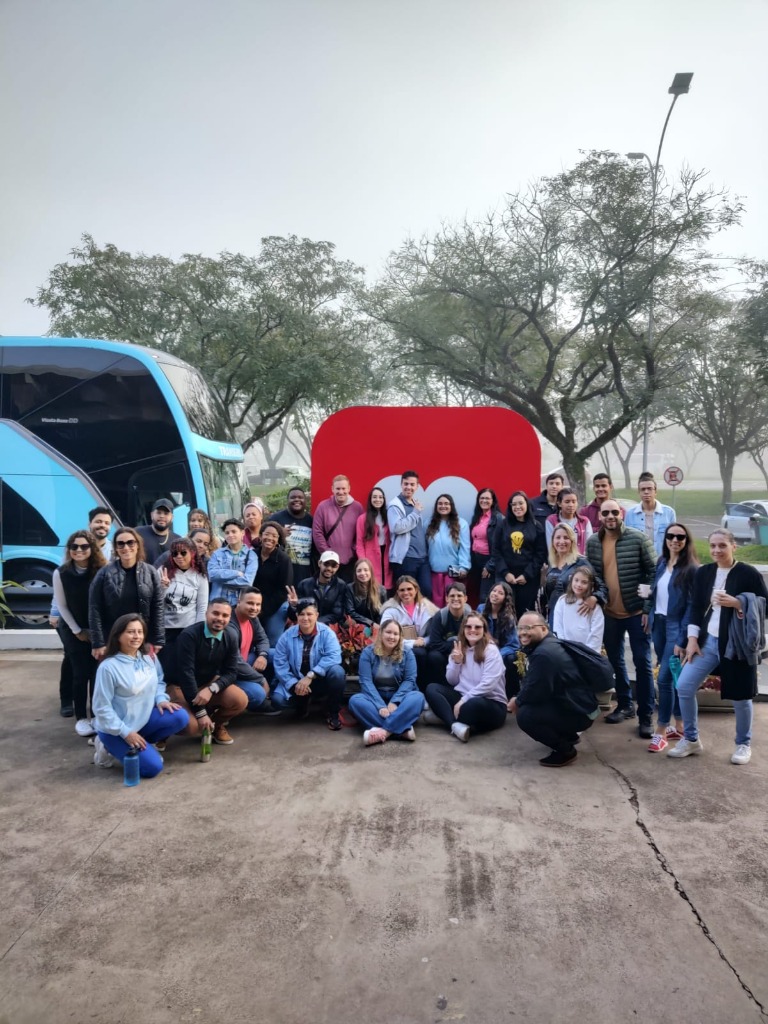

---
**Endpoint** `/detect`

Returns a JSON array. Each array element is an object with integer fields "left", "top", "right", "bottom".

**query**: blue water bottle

[{"left": 123, "top": 746, "right": 140, "bottom": 787}]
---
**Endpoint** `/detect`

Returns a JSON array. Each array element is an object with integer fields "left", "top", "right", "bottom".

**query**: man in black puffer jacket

[
  {"left": 586, "top": 501, "right": 656, "bottom": 737},
  {"left": 508, "top": 613, "right": 599, "bottom": 766}
]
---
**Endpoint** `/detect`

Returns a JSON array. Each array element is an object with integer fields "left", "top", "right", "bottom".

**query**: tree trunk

[
  {"left": 750, "top": 450, "right": 768, "bottom": 491},
  {"left": 561, "top": 450, "right": 588, "bottom": 505},
  {"left": 718, "top": 450, "right": 736, "bottom": 505}
]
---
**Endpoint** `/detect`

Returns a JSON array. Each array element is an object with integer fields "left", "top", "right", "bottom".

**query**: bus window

[
  {"left": 127, "top": 462, "right": 193, "bottom": 527},
  {"left": 198, "top": 456, "right": 242, "bottom": 525},
  {"left": 157, "top": 360, "right": 232, "bottom": 441},
  {"left": 0, "top": 480, "right": 59, "bottom": 546}
]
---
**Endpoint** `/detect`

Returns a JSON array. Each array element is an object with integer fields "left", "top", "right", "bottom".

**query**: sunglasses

[
  {"left": 464, "top": 624, "right": 484, "bottom": 631},
  {"left": 172, "top": 548, "right": 192, "bottom": 556},
  {"left": 70, "top": 542, "right": 91, "bottom": 551},
  {"left": 115, "top": 539, "right": 137, "bottom": 548},
  {"left": 666, "top": 533, "right": 687, "bottom": 541},
  {"left": 600, "top": 509, "right": 621, "bottom": 517}
]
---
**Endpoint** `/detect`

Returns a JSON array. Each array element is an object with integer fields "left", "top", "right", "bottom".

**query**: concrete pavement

[{"left": 1, "top": 651, "right": 767, "bottom": 1024}]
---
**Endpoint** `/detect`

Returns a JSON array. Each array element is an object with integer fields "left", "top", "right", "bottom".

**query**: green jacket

[{"left": 586, "top": 523, "right": 656, "bottom": 617}]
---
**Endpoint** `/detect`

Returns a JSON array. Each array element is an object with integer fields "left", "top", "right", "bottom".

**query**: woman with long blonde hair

[{"left": 348, "top": 619, "right": 424, "bottom": 745}]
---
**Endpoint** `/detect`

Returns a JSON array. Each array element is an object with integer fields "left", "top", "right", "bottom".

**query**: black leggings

[
  {"left": 59, "top": 624, "right": 97, "bottom": 720},
  {"left": 425, "top": 683, "right": 507, "bottom": 734}
]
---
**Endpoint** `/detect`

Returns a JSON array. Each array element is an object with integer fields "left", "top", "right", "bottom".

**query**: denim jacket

[
  {"left": 648, "top": 558, "right": 694, "bottom": 647},
  {"left": 272, "top": 623, "right": 342, "bottom": 701},
  {"left": 357, "top": 646, "right": 418, "bottom": 709}
]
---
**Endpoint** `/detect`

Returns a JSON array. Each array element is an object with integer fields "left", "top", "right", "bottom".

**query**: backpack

[{"left": 556, "top": 637, "right": 616, "bottom": 693}]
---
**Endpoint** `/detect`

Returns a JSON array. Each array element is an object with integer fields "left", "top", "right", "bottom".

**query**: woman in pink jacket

[{"left": 355, "top": 487, "right": 392, "bottom": 590}]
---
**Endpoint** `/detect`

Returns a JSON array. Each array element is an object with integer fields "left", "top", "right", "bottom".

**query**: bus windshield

[
  {"left": 199, "top": 455, "right": 242, "bottom": 525},
  {"left": 156, "top": 360, "right": 232, "bottom": 441}
]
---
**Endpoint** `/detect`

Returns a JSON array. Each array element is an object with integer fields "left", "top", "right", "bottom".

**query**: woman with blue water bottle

[{"left": 92, "top": 614, "right": 189, "bottom": 778}]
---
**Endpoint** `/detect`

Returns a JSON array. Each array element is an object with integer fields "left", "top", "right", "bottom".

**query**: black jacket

[
  {"left": 427, "top": 606, "right": 471, "bottom": 658},
  {"left": 89, "top": 560, "right": 165, "bottom": 649},
  {"left": 254, "top": 548, "right": 294, "bottom": 618},
  {"left": 171, "top": 621, "right": 239, "bottom": 708},
  {"left": 345, "top": 583, "right": 387, "bottom": 627},
  {"left": 492, "top": 515, "right": 546, "bottom": 584},
  {"left": 530, "top": 492, "right": 559, "bottom": 523},
  {"left": 227, "top": 613, "right": 270, "bottom": 661},
  {"left": 292, "top": 575, "right": 347, "bottom": 625},
  {"left": 687, "top": 562, "right": 768, "bottom": 701},
  {"left": 516, "top": 633, "right": 598, "bottom": 717}
]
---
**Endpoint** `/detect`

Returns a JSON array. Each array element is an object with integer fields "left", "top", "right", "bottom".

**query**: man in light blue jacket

[
  {"left": 624, "top": 473, "right": 675, "bottom": 556},
  {"left": 272, "top": 599, "right": 346, "bottom": 730},
  {"left": 387, "top": 469, "right": 432, "bottom": 598}
]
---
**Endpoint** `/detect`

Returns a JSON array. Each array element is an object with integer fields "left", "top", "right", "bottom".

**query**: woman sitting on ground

[
  {"left": 478, "top": 581, "right": 521, "bottom": 698},
  {"left": 346, "top": 557, "right": 387, "bottom": 627},
  {"left": 91, "top": 613, "right": 189, "bottom": 778},
  {"left": 424, "top": 612, "right": 508, "bottom": 743},
  {"left": 348, "top": 619, "right": 424, "bottom": 746}
]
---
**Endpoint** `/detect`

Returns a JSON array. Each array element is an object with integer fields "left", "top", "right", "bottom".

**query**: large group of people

[{"left": 50, "top": 467, "right": 766, "bottom": 780}]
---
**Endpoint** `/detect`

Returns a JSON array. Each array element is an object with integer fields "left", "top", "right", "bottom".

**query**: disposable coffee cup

[
  {"left": 713, "top": 588, "right": 727, "bottom": 605},
  {"left": 637, "top": 584, "right": 651, "bottom": 598}
]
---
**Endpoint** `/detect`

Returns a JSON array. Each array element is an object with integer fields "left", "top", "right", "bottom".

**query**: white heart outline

[{"left": 375, "top": 475, "right": 480, "bottom": 525}]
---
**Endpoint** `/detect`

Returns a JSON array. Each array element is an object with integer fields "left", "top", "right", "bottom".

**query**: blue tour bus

[{"left": 0, "top": 337, "right": 245, "bottom": 624}]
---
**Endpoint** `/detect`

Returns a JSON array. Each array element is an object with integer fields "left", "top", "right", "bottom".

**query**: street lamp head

[
  {"left": 626, "top": 152, "right": 648, "bottom": 160},
  {"left": 669, "top": 73, "right": 693, "bottom": 96}
]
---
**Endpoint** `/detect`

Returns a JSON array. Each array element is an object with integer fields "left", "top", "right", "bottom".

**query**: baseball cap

[
  {"left": 318, "top": 550, "right": 340, "bottom": 565},
  {"left": 152, "top": 499, "right": 174, "bottom": 512}
]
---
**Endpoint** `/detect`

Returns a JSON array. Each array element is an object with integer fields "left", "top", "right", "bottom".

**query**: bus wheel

[{"left": 4, "top": 562, "right": 55, "bottom": 629}]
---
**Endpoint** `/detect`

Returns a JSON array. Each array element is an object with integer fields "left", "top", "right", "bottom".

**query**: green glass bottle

[{"left": 200, "top": 725, "right": 212, "bottom": 762}]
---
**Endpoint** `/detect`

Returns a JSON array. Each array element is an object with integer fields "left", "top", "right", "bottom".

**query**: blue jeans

[
  {"left": 677, "top": 633, "right": 753, "bottom": 744},
  {"left": 262, "top": 603, "right": 289, "bottom": 648},
  {"left": 391, "top": 557, "right": 432, "bottom": 599},
  {"left": 236, "top": 678, "right": 268, "bottom": 711},
  {"left": 98, "top": 705, "right": 190, "bottom": 778},
  {"left": 603, "top": 613, "right": 654, "bottom": 720},
  {"left": 652, "top": 615, "right": 682, "bottom": 726},
  {"left": 271, "top": 664, "right": 347, "bottom": 716},
  {"left": 348, "top": 691, "right": 425, "bottom": 734}
]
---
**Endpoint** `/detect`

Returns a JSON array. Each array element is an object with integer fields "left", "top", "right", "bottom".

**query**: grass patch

[
  {"left": 614, "top": 488, "right": 766, "bottom": 518},
  {"left": 693, "top": 540, "right": 768, "bottom": 565}
]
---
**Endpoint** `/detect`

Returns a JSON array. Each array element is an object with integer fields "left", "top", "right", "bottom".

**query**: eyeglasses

[
  {"left": 115, "top": 539, "right": 137, "bottom": 548},
  {"left": 600, "top": 510, "right": 621, "bottom": 517},
  {"left": 464, "top": 624, "right": 484, "bottom": 632},
  {"left": 666, "top": 533, "right": 687, "bottom": 541},
  {"left": 70, "top": 543, "right": 91, "bottom": 551},
  {"left": 518, "top": 624, "right": 545, "bottom": 633}
]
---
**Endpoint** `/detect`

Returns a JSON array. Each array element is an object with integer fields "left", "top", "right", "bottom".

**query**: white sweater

[{"left": 552, "top": 599, "right": 604, "bottom": 653}]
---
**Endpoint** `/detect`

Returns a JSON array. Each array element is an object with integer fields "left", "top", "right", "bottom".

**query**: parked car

[{"left": 721, "top": 500, "right": 768, "bottom": 544}]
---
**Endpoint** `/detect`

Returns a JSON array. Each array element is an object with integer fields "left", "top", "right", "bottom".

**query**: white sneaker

[
  {"left": 402, "top": 727, "right": 416, "bottom": 742},
  {"left": 92, "top": 736, "right": 117, "bottom": 768},
  {"left": 75, "top": 718, "right": 96, "bottom": 737},
  {"left": 422, "top": 709, "right": 441, "bottom": 726},
  {"left": 451, "top": 722, "right": 470, "bottom": 743},
  {"left": 731, "top": 744, "right": 752, "bottom": 765},
  {"left": 667, "top": 737, "right": 704, "bottom": 758}
]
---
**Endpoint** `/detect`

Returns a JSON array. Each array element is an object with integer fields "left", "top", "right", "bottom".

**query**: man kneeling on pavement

[
  {"left": 271, "top": 598, "right": 346, "bottom": 730},
  {"left": 165, "top": 598, "right": 248, "bottom": 745},
  {"left": 507, "top": 612, "right": 600, "bottom": 767}
]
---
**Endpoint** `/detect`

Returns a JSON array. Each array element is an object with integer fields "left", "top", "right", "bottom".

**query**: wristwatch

[
  {"left": 306, "top": 671, "right": 315, "bottom": 681},
  {"left": 209, "top": 681, "right": 220, "bottom": 694}
]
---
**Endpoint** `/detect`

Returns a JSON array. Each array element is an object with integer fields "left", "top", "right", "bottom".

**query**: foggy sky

[{"left": 2, "top": 0, "right": 766, "bottom": 336}]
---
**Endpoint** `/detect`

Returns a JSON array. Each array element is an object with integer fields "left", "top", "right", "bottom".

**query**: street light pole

[{"left": 627, "top": 72, "right": 693, "bottom": 473}]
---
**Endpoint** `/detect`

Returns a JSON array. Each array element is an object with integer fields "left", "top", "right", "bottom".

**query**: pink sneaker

[
  {"left": 648, "top": 733, "right": 668, "bottom": 753},
  {"left": 665, "top": 725, "right": 683, "bottom": 741}
]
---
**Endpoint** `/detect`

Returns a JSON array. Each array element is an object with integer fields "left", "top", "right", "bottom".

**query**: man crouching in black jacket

[{"left": 507, "top": 612, "right": 599, "bottom": 767}]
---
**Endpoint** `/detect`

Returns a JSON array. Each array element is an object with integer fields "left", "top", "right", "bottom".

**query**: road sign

[{"left": 663, "top": 466, "right": 684, "bottom": 487}]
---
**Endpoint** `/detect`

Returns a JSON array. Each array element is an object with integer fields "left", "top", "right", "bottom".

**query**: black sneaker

[
  {"left": 539, "top": 748, "right": 578, "bottom": 767},
  {"left": 251, "top": 701, "right": 282, "bottom": 716},
  {"left": 59, "top": 703, "right": 75, "bottom": 718},
  {"left": 604, "top": 705, "right": 636, "bottom": 724},
  {"left": 638, "top": 718, "right": 654, "bottom": 739},
  {"left": 326, "top": 714, "right": 342, "bottom": 731}
]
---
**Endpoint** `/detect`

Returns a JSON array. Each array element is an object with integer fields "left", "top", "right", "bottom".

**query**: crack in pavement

[
  {"left": 0, "top": 816, "right": 127, "bottom": 964},
  {"left": 590, "top": 744, "right": 768, "bottom": 1020}
]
